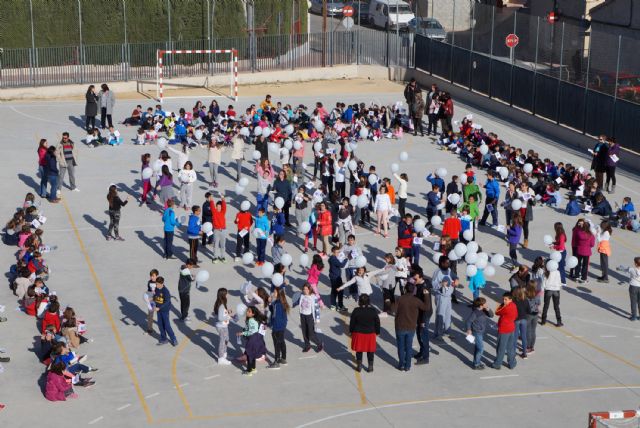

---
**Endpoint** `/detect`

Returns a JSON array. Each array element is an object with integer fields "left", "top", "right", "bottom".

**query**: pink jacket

[
  {"left": 255, "top": 164, "right": 275, "bottom": 180},
  {"left": 573, "top": 228, "right": 595, "bottom": 257},
  {"left": 45, "top": 371, "right": 71, "bottom": 401},
  {"left": 307, "top": 265, "right": 321, "bottom": 285}
]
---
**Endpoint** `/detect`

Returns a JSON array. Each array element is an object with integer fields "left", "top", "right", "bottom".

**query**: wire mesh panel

[
  {"left": 0, "top": 48, "right": 33, "bottom": 88},
  {"left": 588, "top": 29, "right": 621, "bottom": 96},
  {"left": 616, "top": 36, "right": 640, "bottom": 104},
  {"left": 471, "top": 3, "right": 494, "bottom": 56}
]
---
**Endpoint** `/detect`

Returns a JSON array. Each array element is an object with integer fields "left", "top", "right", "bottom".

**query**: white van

[{"left": 368, "top": 0, "right": 415, "bottom": 30}]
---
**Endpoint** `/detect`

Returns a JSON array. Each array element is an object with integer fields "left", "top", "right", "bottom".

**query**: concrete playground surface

[{"left": 0, "top": 78, "right": 639, "bottom": 428}]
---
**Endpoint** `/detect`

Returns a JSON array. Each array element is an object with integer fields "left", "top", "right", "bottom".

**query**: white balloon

[
  {"left": 476, "top": 258, "right": 488, "bottom": 269},
  {"left": 235, "top": 184, "right": 246, "bottom": 195},
  {"left": 479, "top": 144, "right": 489, "bottom": 155},
  {"left": 499, "top": 167, "right": 509, "bottom": 179},
  {"left": 465, "top": 252, "right": 478, "bottom": 265},
  {"left": 430, "top": 215, "right": 442, "bottom": 227},
  {"left": 523, "top": 163, "right": 533, "bottom": 174},
  {"left": 546, "top": 260, "right": 559, "bottom": 272},
  {"left": 390, "top": 163, "right": 400, "bottom": 173},
  {"left": 254, "top": 127, "right": 263, "bottom": 136},
  {"left": 275, "top": 197, "right": 285, "bottom": 209},
  {"left": 293, "top": 141, "right": 303, "bottom": 150},
  {"left": 448, "top": 193, "right": 461, "bottom": 205},
  {"left": 578, "top": 166, "right": 585, "bottom": 174},
  {"left": 355, "top": 255, "right": 367, "bottom": 268},
  {"left": 566, "top": 256, "right": 579, "bottom": 269},
  {"left": 272, "top": 273, "right": 284, "bottom": 287},
  {"left": 349, "top": 142, "right": 358, "bottom": 152},
  {"left": 195, "top": 270, "right": 210, "bottom": 283},
  {"left": 262, "top": 127, "right": 272, "bottom": 138},
  {"left": 240, "top": 127, "right": 250, "bottom": 137},
  {"left": 462, "top": 229, "right": 474, "bottom": 241},
  {"left": 252, "top": 150, "right": 262, "bottom": 160},
  {"left": 152, "top": 159, "right": 164, "bottom": 173},
  {"left": 399, "top": 151, "right": 409, "bottom": 162},
  {"left": 484, "top": 265, "right": 496, "bottom": 277},
  {"left": 239, "top": 177, "right": 249, "bottom": 187},
  {"left": 359, "top": 128, "right": 369, "bottom": 138},
  {"left": 550, "top": 251, "right": 563, "bottom": 263},
  {"left": 298, "top": 221, "right": 311, "bottom": 234},
  {"left": 349, "top": 195, "right": 358, "bottom": 206},
  {"left": 142, "top": 167, "right": 153, "bottom": 180},
  {"left": 368, "top": 174, "right": 378, "bottom": 186},
  {"left": 280, "top": 253, "right": 293, "bottom": 267},
  {"left": 466, "top": 265, "right": 478, "bottom": 277},
  {"left": 253, "top": 228, "right": 263, "bottom": 239},
  {"left": 491, "top": 253, "right": 505, "bottom": 266},
  {"left": 467, "top": 241, "right": 479, "bottom": 254},
  {"left": 236, "top": 303, "right": 248, "bottom": 317},
  {"left": 284, "top": 139, "right": 293, "bottom": 150},
  {"left": 348, "top": 160, "right": 358, "bottom": 171},
  {"left": 433, "top": 252, "right": 443, "bottom": 264},
  {"left": 357, "top": 194, "right": 369, "bottom": 209},
  {"left": 240, "top": 200, "right": 251, "bottom": 211},
  {"left": 543, "top": 234, "right": 554, "bottom": 246},
  {"left": 268, "top": 142, "right": 280, "bottom": 154},
  {"left": 345, "top": 143, "right": 353, "bottom": 153},
  {"left": 242, "top": 252, "right": 254, "bottom": 265},
  {"left": 261, "top": 262, "right": 274, "bottom": 277},
  {"left": 314, "top": 119, "right": 325, "bottom": 132},
  {"left": 477, "top": 252, "right": 489, "bottom": 262},
  {"left": 157, "top": 137, "right": 168, "bottom": 149},
  {"left": 284, "top": 124, "right": 294, "bottom": 135},
  {"left": 299, "top": 253, "right": 310, "bottom": 267},
  {"left": 202, "top": 222, "right": 213, "bottom": 234},
  {"left": 511, "top": 199, "right": 523, "bottom": 211},
  {"left": 448, "top": 250, "right": 459, "bottom": 261},
  {"left": 414, "top": 219, "right": 427, "bottom": 233},
  {"left": 436, "top": 167, "right": 448, "bottom": 178},
  {"left": 313, "top": 141, "right": 323, "bottom": 152},
  {"left": 454, "top": 242, "right": 467, "bottom": 257}
]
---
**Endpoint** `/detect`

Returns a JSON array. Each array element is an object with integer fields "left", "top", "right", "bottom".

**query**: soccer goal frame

[
  {"left": 588, "top": 410, "right": 640, "bottom": 427},
  {"left": 156, "top": 49, "right": 238, "bottom": 104}
]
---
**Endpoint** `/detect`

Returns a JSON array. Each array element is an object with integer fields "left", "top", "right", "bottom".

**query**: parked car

[
  {"left": 590, "top": 72, "right": 640, "bottom": 102},
  {"left": 310, "top": 0, "right": 347, "bottom": 16},
  {"left": 407, "top": 17, "right": 446, "bottom": 40},
  {"left": 368, "top": 0, "right": 415, "bottom": 30}
]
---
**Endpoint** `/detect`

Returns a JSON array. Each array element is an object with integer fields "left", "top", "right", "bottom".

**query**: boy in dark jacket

[
  {"left": 187, "top": 206, "right": 202, "bottom": 265},
  {"left": 201, "top": 192, "right": 214, "bottom": 247},
  {"left": 177, "top": 260, "right": 196, "bottom": 322},
  {"left": 154, "top": 277, "right": 178, "bottom": 346},
  {"left": 465, "top": 297, "right": 494, "bottom": 370},
  {"left": 328, "top": 245, "right": 348, "bottom": 312}
]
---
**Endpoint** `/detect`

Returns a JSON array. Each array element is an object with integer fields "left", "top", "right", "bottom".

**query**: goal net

[
  {"left": 589, "top": 411, "right": 640, "bottom": 427},
  {"left": 156, "top": 49, "right": 238, "bottom": 104}
]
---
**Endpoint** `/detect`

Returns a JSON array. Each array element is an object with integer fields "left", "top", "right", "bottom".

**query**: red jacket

[
  {"left": 573, "top": 228, "right": 595, "bottom": 257},
  {"left": 42, "top": 311, "right": 61, "bottom": 334},
  {"left": 398, "top": 221, "right": 413, "bottom": 249},
  {"left": 235, "top": 211, "right": 253, "bottom": 232},
  {"left": 38, "top": 147, "right": 47, "bottom": 167},
  {"left": 496, "top": 302, "right": 517, "bottom": 334},
  {"left": 317, "top": 210, "right": 332, "bottom": 236},
  {"left": 441, "top": 217, "right": 462, "bottom": 240},
  {"left": 212, "top": 199, "right": 226, "bottom": 230}
]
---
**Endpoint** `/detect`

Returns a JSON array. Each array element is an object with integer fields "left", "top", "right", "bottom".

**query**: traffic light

[{"left": 546, "top": 10, "right": 560, "bottom": 24}]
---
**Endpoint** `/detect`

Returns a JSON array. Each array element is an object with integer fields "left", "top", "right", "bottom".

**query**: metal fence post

[
  {"left": 29, "top": 0, "right": 36, "bottom": 86},
  {"left": 509, "top": 10, "right": 517, "bottom": 106},
  {"left": 123, "top": 0, "right": 129, "bottom": 81},
  {"left": 77, "top": 0, "right": 83, "bottom": 84},
  {"left": 449, "top": 0, "right": 455, "bottom": 83},
  {"left": 531, "top": 16, "right": 540, "bottom": 114},
  {"left": 468, "top": 3, "right": 474, "bottom": 90},
  {"left": 612, "top": 35, "right": 622, "bottom": 137},
  {"left": 581, "top": 31, "right": 592, "bottom": 134},
  {"left": 488, "top": 5, "right": 495, "bottom": 98},
  {"left": 555, "top": 22, "right": 565, "bottom": 124}
]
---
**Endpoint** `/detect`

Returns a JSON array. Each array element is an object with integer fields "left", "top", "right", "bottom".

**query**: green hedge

[{"left": 0, "top": 0, "right": 308, "bottom": 49}]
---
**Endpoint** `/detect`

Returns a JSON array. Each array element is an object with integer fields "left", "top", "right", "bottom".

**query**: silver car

[
  {"left": 310, "top": 0, "right": 346, "bottom": 16},
  {"left": 407, "top": 17, "right": 447, "bottom": 40}
]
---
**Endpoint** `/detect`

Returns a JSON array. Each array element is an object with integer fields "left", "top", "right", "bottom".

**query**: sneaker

[
  {"left": 521, "top": 354, "right": 528, "bottom": 359},
  {"left": 242, "top": 370, "right": 254, "bottom": 376},
  {"left": 218, "top": 357, "right": 232, "bottom": 365},
  {"left": 115, "top": 236, "right": 125, "bottom": 241},
  {"left": 146, "top": 329, "right": 153, "bottom": 335},
  {"left": 330, "top": 305, "right": 337, "bottom": 311},
  {"left": 597, "top": 278, "right": 609, "bottom": 283},
  {"left": 72, "top": 188, "right": 80, "bottom": 192},
  {"left": 0, "top": 356, "right": 10, "bottom": 363},
  {"left": 302, "top": 346, "right": 311, "bottom": 353},
  {"left": 157, "top": 340, "right": 169, "bottom": 345},
  {"left": 79, "top": 379, "right": 96, "bottom": 387},
  {"left": 106, "top": 236, "right": 112, "bottom": 241},
  {"left": 213, "top": 258, "right": 221, "bottom": 264},
  {"left": 89, "top": 367, "right": 99, "bottom": 372},
  {"left": 234, "top": 257, "right": 241, "bottom": 262},
  {"left": 415, "top": 358, "right": 429, "bottom": 365},
  {"left": 316, "top": 344, "right": 324, "bottom": 353},
  {"left": 278, "top": 358, "right": 288, "bottom": 365},
  {"left": 556, "top": 322, "right": 564, "bottom": 327},
  {"left": 267, "top": 362, "right": 281, "bottom": 369},
  {"left": 338, "top": 306, "right": 348, "bottom": 313},
  {"left": 184, "top": 316, "right": 192, "bottom": 322},
  {"left": 78, "top": 355, "right": 88, "bottom": 364},
  {"left": 0, "top": 317, "right": 7, "bottom": 323},
  {"left": 170, "top": 340, "right": 178, "bottom": 347},
  {"left": 220, "top": 258, "right": 227, "bottom": 263},
  {"left": 473, "top": 364, "right": 485, "bottom": 370}
]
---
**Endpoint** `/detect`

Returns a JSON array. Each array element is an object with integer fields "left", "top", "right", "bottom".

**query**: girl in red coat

[{"left": 316, "top": 202, "right": 333, "bottom": 256}]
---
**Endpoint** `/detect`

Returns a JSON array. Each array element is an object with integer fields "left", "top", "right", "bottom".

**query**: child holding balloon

[
  {"left": 254, "top": 208, "right": 270, "bottom": 266},
  {"left": 140, "top": 153, "right": 153, "bottom": 205},
  {"left": 306, "top": 255, "right": 325, "bottom": 308}
]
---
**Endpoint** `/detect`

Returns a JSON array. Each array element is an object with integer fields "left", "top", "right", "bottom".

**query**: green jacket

[
  {"left": 463, "top": 183, "right": 482, "bottom": 203},
  {"left": 459, "top": 201, "right": 480, "bottom": 220}
]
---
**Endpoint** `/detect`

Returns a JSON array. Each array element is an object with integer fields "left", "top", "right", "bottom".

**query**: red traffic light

[{"left": 546, "top": 11, "right": 559, "bottom": 24}]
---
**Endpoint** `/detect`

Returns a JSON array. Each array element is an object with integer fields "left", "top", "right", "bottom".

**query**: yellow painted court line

[
  {"left": 171, "top": 322, "right": 209, "bottom": 418},
  {"left": 341, "top": 313, "right": 368, "bottom": 405},
  {"left": 613, "top": 234, "right": 640, "bottom": 254},
  {"left": 61, "top": 198, "right": 153, "bottom": 423}
]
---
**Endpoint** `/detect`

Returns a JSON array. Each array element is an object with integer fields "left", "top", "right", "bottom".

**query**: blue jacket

[
  {"left": 426, "top": 174, "right": 445, "bottom": 191},
  {"left": 485, "top": 179, "right": 500, "bottom": 200},
  {"left": 153, "top": 286, "right": 172, "bottom": 312},
  {"left": 328, "top": 255, "right": 348, "bottom": 280},
  {"left": 255, "top": 214, "right": 270, "bottom": 239},
  {"left": 271, "top": 212, "right": 286, "bottom": 236},
  {"left": 162, "top": 208, "right": 179, "bottom": 232},
  {"left": 44, "top": 153, "right": 59, "bottom": 176},
  {"left": 269, "top": 300, "right": 288, "bottom": 332},
  {"left": 565, "top": 199, "right": 581, "bottom": 216},
  {"left": 507, "top": 224, "right": 522, "bottom": 245},
  {"left": 187, "top": 214, "right": 201, "bottom": 236},
  {"left": 426, "top": 191, "right": 440, "bottom": 210}
]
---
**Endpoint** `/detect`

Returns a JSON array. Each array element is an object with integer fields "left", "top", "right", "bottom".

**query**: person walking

[
  {"left": 98, "top": 83, "right": 116, "bottom": 129},
  {"left": 393, "top": 282, "right": 430, "bottom": 372},
  {"left": 349, "top": 294, "right": 380, "bottom": 373},
  {"left": 106, "top": 184, "right": 128, "bottom": 241},
  {"left": 154, "top": 277, "right": 178, "bottom": 346},
  {"left": 492, "top": 291, "right": 518, "bottom": 370},
  {"left": 55, "top": 132, "right": 79, "bottom": 193},
  {"left": 84, "top": 85, "right": 99, "bottom": 131}
]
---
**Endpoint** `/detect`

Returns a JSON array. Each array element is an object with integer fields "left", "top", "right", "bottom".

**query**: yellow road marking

[
  {"left": 61, "top": 198, "right": 153, "bottom": 423},
  {"left": 171, "top": 322, "right": 209, "bottom": 418},
  {"left": 341, "top": 313, "right": 367, "bottom": 405}
]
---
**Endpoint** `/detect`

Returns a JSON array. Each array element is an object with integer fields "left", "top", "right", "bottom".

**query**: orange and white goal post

[
  {"left": 156, "top": 49, "right": 238, "bottom": 104},
  {"left": 588, "top": 410, "right": 640, "bottom": 427}
]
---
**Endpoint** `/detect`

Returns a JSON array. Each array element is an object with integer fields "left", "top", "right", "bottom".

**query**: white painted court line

[
  {"left": 88, "top": 416, "right": 104, "bottom": 425},
  {"left": 480, "top": 374, "right": 519, "bottom": 380},
  {"left": 116, "top": 404, "right": 131, "bottom": 411},
  {"left": 173, "top": 382, "right": 189, "bottom": 389},
  {"left": 203, "top": 374, "right": 221, "bottom": 380},
  {"left": 564, "top": 317, "right": 640, "bottom": 332},
  {"left": 9, "top": 106, "right": 61, "bottom": 125},
  {"left": 565, "top": 335, "right": 584, "bottom": 338},
  {"left": 600, "top": 335, "right": 617, "bottom": 338},
  {"left": 298, "top": 355, "right": 318, "bottom": 360},
  {"left": 145, "top": 392, "right": 160, "bottom": 399}
]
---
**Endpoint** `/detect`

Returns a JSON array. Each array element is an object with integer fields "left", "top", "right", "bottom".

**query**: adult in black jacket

[
  {"left": 349, "top": 294, "right": 380, "bottom": 373},
  {"left": 512, "top": 286, "right": 531, "bottom": 359},
  {"left": 273, "top": 170, "right": 293, "bottom": 226},
  {"left": 106, "top": 184, "right": 128, "bottom": 241},
  {"left": 591, "top": 139, "right": 609, "bottom": 190},
  {"left": 201, "top": 192, "right": 214, "bottom": 246},
  {"left": 84, "top": 85, "right": 99, "bottom": 131},
  {"left": 254, "top": 135, "right": 269, "bottom": 161},
  {"left": 445, "top": 176, "right": 461, "bottom": 213},
  {"left": 412, "top": 271, "right": 434, "bottom": 364}
]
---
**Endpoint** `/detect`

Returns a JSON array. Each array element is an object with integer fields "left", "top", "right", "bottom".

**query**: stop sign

[
  {"left": 342, "top": 5, "right": 354, "bottom": 17},
  {"left": 505, "top": 33, "right": 519, "bottom": 48}
]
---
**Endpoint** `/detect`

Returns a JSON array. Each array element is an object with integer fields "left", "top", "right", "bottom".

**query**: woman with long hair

[
  {"left": 158, "top": 164, "right": 174, "bottom": 209},
  {"left": 236, "top": 306, "right": 267, "bottom": 376},
  {"left": 214, "top": 288, "right": 233, "bottom": 365},
  {"left": 84, "top": 84, "right": 99, "bottom": 130},
  {"left": 525, "top": 281, "right": 540, "bottom": 354},
  {"left": 349, "top": 294, "right": 380, "bottom": 372},
  {"left": 596, "top": 220, "right": 613, "bottom": 283},
  {"left": 552, "top": 222, "right": 568, "bottom": 285},
  {"left": 507, "top": 213, "right": 523, "bottom": 271},
  {"left": 512, "top": 285, "right": 530, "bottom": 359},
  {"left": 573, "top": 219, "right": 596, "bottom": 283},
  {"left": 98, "top": 83, "right": 115, "bottom": 129},
  {"left": 267, "top": 287, "right": 290, "bottom": 369},
  {"left": 106, "top": 184, "right": 128, "bottom": 241},
  {"left": 37, "top": 139, "right": 49, "bottom": 198}
]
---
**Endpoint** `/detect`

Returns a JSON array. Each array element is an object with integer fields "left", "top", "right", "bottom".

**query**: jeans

[
  {"left": 330, "top": 277, "right": 344, "bottom": 308},
  {"left": 38, "top": 166, "right": 48, "bottom": 197},
  {"left": 416, "top": 315, "right": 431, "bottom": 360},
  {"left": 48, "top": 175, "right": 59, "bottom": 201},
  {"left": 473, "top": 332, "right": 484, "bottom": 366},
  {"left": 513, "top": 319, "right": 528, "bottom": 356},
  {"left": 526, "top": 314, "right": 538, "bottom": 349},
  {"left": 480, "top": 198, "right": 498, "bottom": 226},
  {"left": 493, "top": 332, "right": 516, "bottom": 369},
  {"left": 630, "top": 286, "right": 640, "bottom": 319},
  {"left": 272, "top": 330, "right": 286, "bottom": 361},
  {"left": 235, "top": 159, "right": 242, "bottom": 180},
  {"left": 216, "top": 326, "right": 229, "bottom": 359},
  {"left": 164, "top": 231, "right": 174, "bottom": 258},
  {"left": 209, "top": 163, "right": 219, "bottom": 183},
  {"left": 256, "top": 238, "right": 267, "bottom": 262},
  {"left": 395, "top": 330, "right": 415, "bottom": 369},
  {"left": 157, "top": 310, "right": 176, "bottom": 342},
  {"left": 558, "top": 250, "right": 567, "bottom": 284},
  {"left": 509, "top": 242, "right": 519, "bottom": 267},
  {"left": 541, "top": 290, "right": 561, "bottom": 323},
  {"left": 179, "top": 291, "right": 190, "bottom": 320}
]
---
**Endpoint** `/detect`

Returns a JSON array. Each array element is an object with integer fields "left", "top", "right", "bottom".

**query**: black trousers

[
  {"left": 189, "top": 238, "right": 199, "bottom": 261},
  {"left": 235, "top": 233, "right": 250, "bottom": 257},
  {"left": 272, "top": 330, "right": 286, "bottom": 361},
  {"left": 101, "top": 107, "right": 113, "bottom": 128},
  {"left": 300, "top": 314, "right": 321, "bottom": 347},
  {"left": 427, "top": 113, "right": 438, "bottom": 135},
  {"left": 398, "top": 197, "right": 406, "bottom": 218},
  {"left": 179, "top": 291, "right": 190, "bottom": 320},
  {"left": 412, "top": 117, "right": 424, "bottom": 135},
  {"left": 356, "top": 351, "right": 374, "bottom": 364},
  {"left": 605, "top": 166, "right": 616, "bottom": 187},
  {"left": 330, "top": 277, "right": 344, "bottom": 308},
  {"left": 335, "top": 181, "right": 345, "bottom": 199},
  {"left": 522, "top": 221, "right": 530, "bottom": 240},
  {"left": 541, "top": 290, "right": 561, "bottom": 323},
  {"left": 85, "top": 115, "right": 96, "bottom": 130}
]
